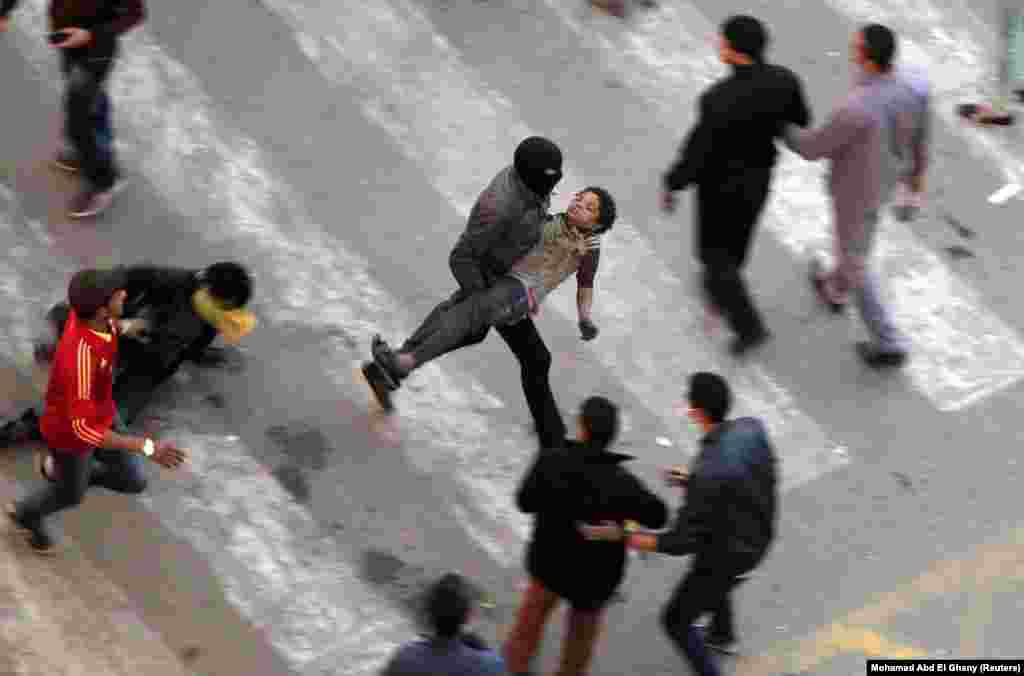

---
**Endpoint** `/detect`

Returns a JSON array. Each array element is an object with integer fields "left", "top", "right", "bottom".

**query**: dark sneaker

[
  {"left": 34, "top": 449, "right": 59, "bottom": 483},
  {"left": 4, "top": 502, "right": 56, "bottom": 555},
  {"left": 52, "top": 150, "right": 81, "bottom": 172},
  {"left": 361, "top": 361, "right": 395, "bottom": 412},
  {"left": 855, "top": 341, "right": 908, "bottom": 369},
  {"left": 67, "top": 180, "right": 125, "bottom": 218},
  {"left": 371, "top": 335, "right": 405, "bottom": 385},
  {"left": 808, "top": 258, "right": 845, "bottom": 314},
  {"left": 729, "top": 329, "right": 771, "bottom": 357}
]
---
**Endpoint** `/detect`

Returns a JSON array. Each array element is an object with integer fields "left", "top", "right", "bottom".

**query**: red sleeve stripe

[
  {"left": 77, "top": 340, "right": 92, "bottom": 401},
  {"left": 72, "top": 419, "right": 105, "bottom": 446}
]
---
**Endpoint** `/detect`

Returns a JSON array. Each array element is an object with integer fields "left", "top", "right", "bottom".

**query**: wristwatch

[{"left": 142, "top": 438, "right": 155, "bottom": 457}]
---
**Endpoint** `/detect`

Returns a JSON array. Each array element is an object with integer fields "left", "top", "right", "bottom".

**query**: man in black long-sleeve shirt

[
  {"left": 662, "top": 15, "right": 810, "bottom": 356},
  {"left": 581, "top": 372, "right": 777, "bottom": 676},
  {"left": 0, "top": 0, "right": 145, "bottom": 218}
]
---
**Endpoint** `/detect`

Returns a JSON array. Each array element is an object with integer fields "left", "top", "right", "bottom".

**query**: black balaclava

[{"left": 513, "top": 136, "right": 563, "bottom": 198}]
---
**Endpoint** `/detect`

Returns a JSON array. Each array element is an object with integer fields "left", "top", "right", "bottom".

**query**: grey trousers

[
  {"left": 402, "top": 276, "right": 532, "bottom": 366},
  {"left": 822, "top": 205, "right": 909, "bottom": 353}
]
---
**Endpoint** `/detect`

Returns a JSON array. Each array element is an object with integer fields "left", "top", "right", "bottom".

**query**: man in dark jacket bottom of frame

[
  {"left": 581, "top": 372, "right": 778, "bottom": 676},
  {"left": 503, "top": 396, "right": 669, "bottom": 676}
]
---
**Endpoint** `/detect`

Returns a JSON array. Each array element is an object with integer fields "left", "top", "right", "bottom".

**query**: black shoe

[
  {"left": 855, "top": 341, "right": 908, "bottom": 369},
  {"left": 729, "top": 329, "right": 771, "bottom": 357},
  {"left": 808, "top": 259, "right": 845, "bottom": 314},
  {"left": 371, "top": 335, "right": 405, "bottom": 385},
  {"left": 4, "top": 502, "right": 56, "bottom": 555},
  {"left": 361, "top": 361, "right": 395, "bottom": 412}
]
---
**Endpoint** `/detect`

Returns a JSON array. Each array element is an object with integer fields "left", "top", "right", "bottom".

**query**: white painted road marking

[
  {"left": 139, "top": 433, "right": 411, "bottom": 676},
  {"left": 540, "top": 0, "right": 1024, "bottom": 412},
  {"left": 260, "top": 0, "right": 846, "bottom": 499}
]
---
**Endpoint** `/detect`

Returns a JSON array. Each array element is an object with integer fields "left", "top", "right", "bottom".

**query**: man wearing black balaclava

[
  {"left": 662, "top": 15, "right": 811, "bottom": 358},
  {"left": 362, "top": 137, "right": 567, "bottom": 446}
]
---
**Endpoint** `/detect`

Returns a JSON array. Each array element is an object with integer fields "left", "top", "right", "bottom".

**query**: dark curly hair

[
  {"left": 202, "top": 262, "right": 253, "bottom": 309},
  {"left": 581, "top": 186, "right": 617, "bottom": 234}
]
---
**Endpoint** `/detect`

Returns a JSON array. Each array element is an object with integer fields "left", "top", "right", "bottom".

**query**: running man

[
  {"left": 364, "top": 187, "right": 615, "bottom": 442},
  {"left": 5, "top": 268, "right": 187, "bottom": 554}
]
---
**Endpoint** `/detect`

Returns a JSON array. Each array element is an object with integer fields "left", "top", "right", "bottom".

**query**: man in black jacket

[
  {"left": 661, "top": 15, "right": 811, "bottom": 357},
  {"left": 504, "top": 396, "right": 668, "bottom": 676},
  {"left": 0, "top": 0, "right": 146, "bottom": 218},
  {"left": 581, "top": 372, "right": 777, "bottom": 675},
  {"left": 362, "top": 136, "right": 567, "bottom": 445},
  {"left": 0, "top": 262, "right": 254, "bottom": 447}
]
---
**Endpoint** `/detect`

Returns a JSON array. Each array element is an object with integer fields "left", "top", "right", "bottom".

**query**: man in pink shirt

[{"left": 784, "top": 24, "right": 930, "bottom": 368}]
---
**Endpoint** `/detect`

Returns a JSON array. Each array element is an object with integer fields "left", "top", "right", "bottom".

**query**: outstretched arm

[{"left": 784, "top": 104, "right": 867, "bottom": 161}]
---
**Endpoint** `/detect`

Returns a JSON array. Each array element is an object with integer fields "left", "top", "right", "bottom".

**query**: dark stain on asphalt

[
  {"left": 265, "top": 422, "right": 330, "bottom": 470},
  {"left": 363, "top": 549, "right": 406, "bottom": 585},
  {"left": 181, "top": 646, "right": 202, "bottom": 662},
  {"left": 361, "top": 550, "right": 434, "bottom": 617},
  {"left": 891, "top": 471, "right": 914, "bottom": 491},
  {"left": 271, "top": 464, "right": 310, "bottom": 503},
  {"left": 204, "top": 393, "right": 226, "bottom": 409},
  {"left": 944, "top": 245, "right": 975, "bottom": 260},
  {"left": 942, "top": 211, "right": 975, "bottom": 239}
]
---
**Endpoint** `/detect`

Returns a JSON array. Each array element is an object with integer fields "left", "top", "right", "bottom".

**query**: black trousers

[
  {"left": 401, "top": 284, "right": 566, "bottom": 447},
  {"left": 61, "top": 52, "right": 119, "bottom": 190},
  {"left": 113, "top": 325, "right": 219, "bottom": 426},
  {"left": 660, "top": 560, "right": 753, "bottom": 676},
  {"left": 696, "top": 168, "right": 772, "bottom": 339}
]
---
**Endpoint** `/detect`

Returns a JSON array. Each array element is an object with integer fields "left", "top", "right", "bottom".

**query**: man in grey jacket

[
  {"left": 362, "top": 137, "right": 567, "bottom": 444},
  {"left": 784, "top": 24, "right": 929, "bottom": 368}
]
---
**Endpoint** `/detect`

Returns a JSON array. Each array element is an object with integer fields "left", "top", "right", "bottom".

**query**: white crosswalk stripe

[{"left": 541, "top": 0, "right": 1024, "bottom": 412}]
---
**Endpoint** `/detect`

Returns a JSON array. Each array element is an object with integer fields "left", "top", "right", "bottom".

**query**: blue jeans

[
  {"left": 61, "top": 56, "right": 118, "bottom": 189},
  {"left": 14, "top": 416, "right": 147, "bottom": 542}
]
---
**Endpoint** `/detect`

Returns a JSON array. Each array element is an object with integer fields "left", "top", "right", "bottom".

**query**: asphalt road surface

[{"left": 1, "top": 0, "right": 1023, "bottom": 674}]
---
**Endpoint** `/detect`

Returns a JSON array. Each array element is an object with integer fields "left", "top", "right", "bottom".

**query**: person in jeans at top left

[
  {"left": 0, "top": 0, "right": 145, "bottom": 218},
  {"left": 503, "top": 396, "right": 668, "bottom": 675}
]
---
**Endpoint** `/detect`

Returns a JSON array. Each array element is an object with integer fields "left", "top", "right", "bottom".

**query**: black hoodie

[{"left": 516, "top": 440, "right": 669, "bottom": 610}]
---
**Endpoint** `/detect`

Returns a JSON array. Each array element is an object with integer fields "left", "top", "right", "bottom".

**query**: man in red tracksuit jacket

[
  {"left": 0, "top": 0, "right": 145, "bottom": 218},
  {"left": 5, "top": 268, "right": 186, "bottom": 554}
]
